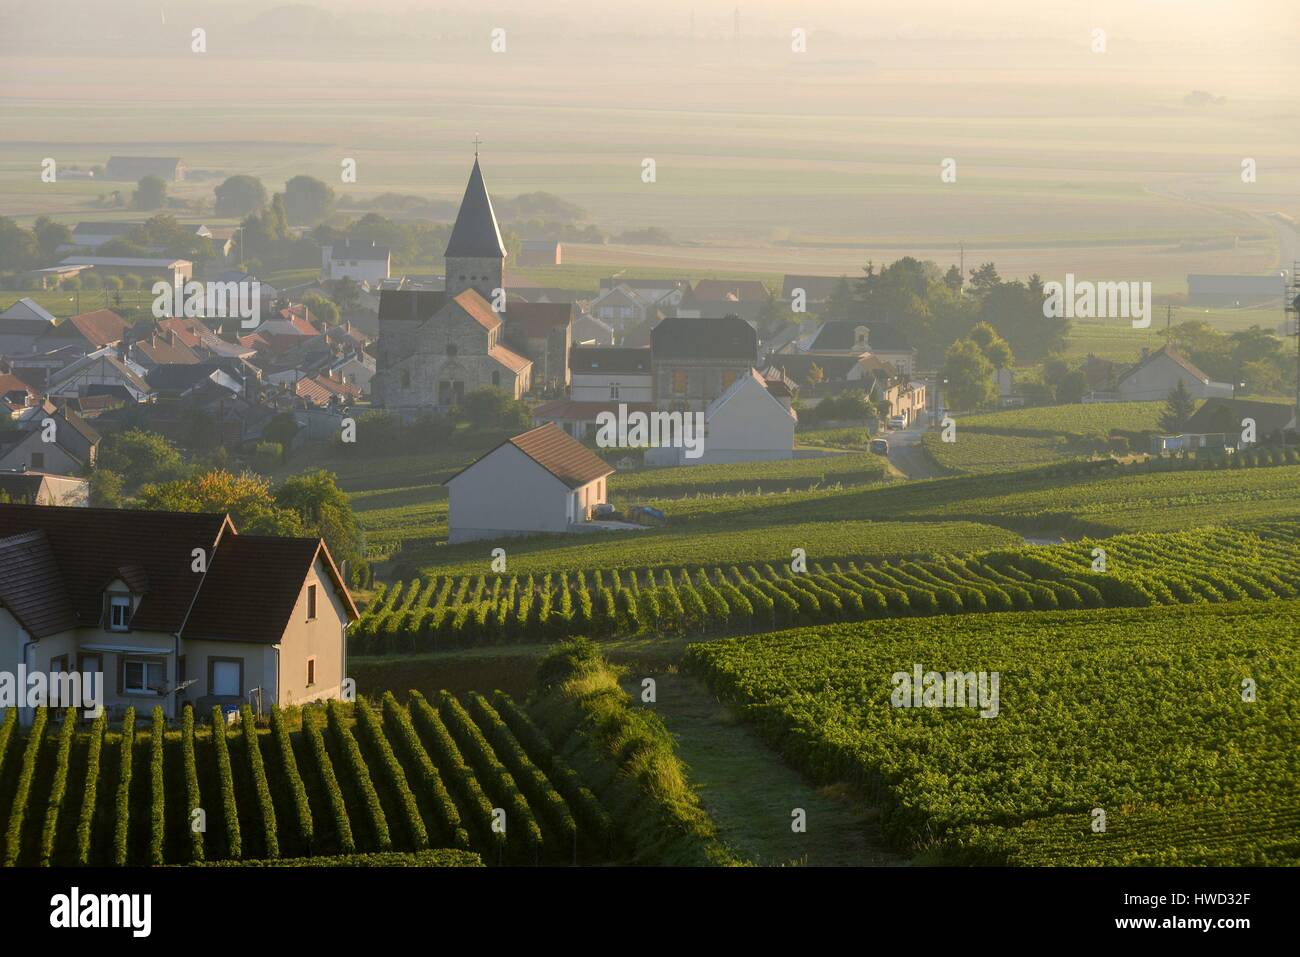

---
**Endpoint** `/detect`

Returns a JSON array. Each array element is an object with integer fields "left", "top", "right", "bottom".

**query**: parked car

[
  {"left": 870, "top": 438, "right": 890, "bottom": 455},
  {"left": 888, "top": 415, "right": 907, "bottom": 430},
  {"left": 628, "top": 505, "right": 666, "bottom": 526},
  {"left": 592, "top": 503, "right": 616, "bottom": 519}
]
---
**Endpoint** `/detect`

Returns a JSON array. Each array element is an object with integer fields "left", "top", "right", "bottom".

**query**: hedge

[
  {"left": 301, "top": 706, "right": 355, "bottom": 854},
  {"left": 209, "top": 707, "right": 241, "bottom": 860},
  {"left": 270, "top": 705, "right": 314, "bottom": 851},
  {"left": 325, "top": 700, "right": 391, "bottom": 852},
  {"left": 74, "top": 713, "right": 107, "bottom": 866},
  {"left": 239, "top": 706, "right": 279, "bottom": 859}
]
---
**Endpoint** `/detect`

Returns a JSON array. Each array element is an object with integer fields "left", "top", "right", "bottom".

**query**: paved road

[{"left": 883, "top": 421, "right": 944, "bottom": 480}]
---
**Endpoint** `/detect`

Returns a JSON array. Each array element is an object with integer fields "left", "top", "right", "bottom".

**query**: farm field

[
  {"left": 0, "top": 692, "right": 617, "bottom": 867},
  {"left": 685, "top": 600, "right": 1300, "bottom": 865},
  {"left": 352, "top": 524, "right": 1299, "bottom": 652}
]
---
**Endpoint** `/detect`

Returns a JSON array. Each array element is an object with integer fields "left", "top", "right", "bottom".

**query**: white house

[
  {"left": 0, "top": 299, "right": 57, "bottom": 355},
  {"left": 444, "top": 423, "right": 614, "bottom": 543},
  {"left": 570, "top": 346, "right": 652, "bottom": 403},
  {"left": 645, "top": 367, "right": 796, "bottom": 466},
  {"left": 1115, "top": 345, "right": 1232, "bottom": 402},
  {"left": 322, "top": 240, "right": 391, "bottom": 284}
]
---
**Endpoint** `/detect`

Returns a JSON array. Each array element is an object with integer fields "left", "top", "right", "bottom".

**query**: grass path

[{"left": 626, "top": 670, "right": 908, "bottom": 867}]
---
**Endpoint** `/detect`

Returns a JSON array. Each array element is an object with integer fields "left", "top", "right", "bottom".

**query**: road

[{"left": 883, "top": 421, "right": 944, "bottom": 480}]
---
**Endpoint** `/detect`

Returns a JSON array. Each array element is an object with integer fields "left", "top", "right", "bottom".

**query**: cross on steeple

[{"left": 473, "top": 133, "right": 481, "bottom": 158}]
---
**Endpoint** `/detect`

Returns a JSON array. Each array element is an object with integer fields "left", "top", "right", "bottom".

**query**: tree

[
  {"left": 274, "top": 470, "right": 365, "bottom": 578},
  {"left": 131, "top": 175, "right": 167, "bottom": 211},
  {"left": 943, "top": 264, "right": 963, "bottom": 293},
  {"left": 943, "top": 339, "right": 997, "bottom": 411},
  {"left": 0, "top": 217, "right": 41, "bottom": 270},
  {"left": 137, "top": 470, "right": 305, "bottom": 537},
  {"left": 98, "top": 429, "right": 189, "bottom": 489},
  {"left": 301, "top": 293, "right": 340, "bottom": 326},
  {"left": 213, "top": 175, "right": 268, "bottom": 217},
  {"left": 1056, "top": 369, "right": 1089, "bottom": 404},
  {"left": 329, "top": 277, "right": 362, "bottom": 313},
  {"left": 806, "top": 363, "right": 825, "bottom": 385},
  {"left": 283, "top": 175, "right": 335, "bottom": 226},
  {"left": 1159, "top": 379, "right": 1196, "bottom": 432},
  {"left": 32, "top": 217, "right": 72, "bottom": 259},
  {"left": 458, "top": 387, "right": 532, "bottom": 430},
  {"left": 968, "top": 321, "right": 1013, "bottom": 368},
  {"left": 89, "top": 469, "right": 124, "bottom": 508}
]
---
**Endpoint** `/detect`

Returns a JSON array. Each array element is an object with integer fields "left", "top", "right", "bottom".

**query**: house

[
  {"left": 531, "top": 346, "right": 654, "bottom": 439},
  {"left": 573, "top": 312, "right": 615, "bottom": 346},
  {"left": 373, "top": 159, "right": 535, "bottom": 410},
  {"left": 781, "top": 275, "right": 843, "bottom": 309},
  {"left": 644, "top": 368, "right": 796, "bottom": 466},
  {"left": 46, "top": 349, "right": 152, "bottom": 403},
  {"left": 675, "top": 279, "right": 772, "bottom": 324},
  {"left": 0, "top": 504, "right": 358, "bottom": 725},
  {"left": 22, "top": 265, "right": 95, "bottom": 289},
  {"left": 328, "top": 352, "right": 376, "bottom": 396},
  {"left": 883, "top": 380, "right": 929, "bottom": 426},
  {"left": 517, "top": 240, "right": 562, "bottom": 266},
  {"left": 58, "top": 256, "right": 192, "bottom": 289},
  {"left": 1115, "top": 345, "right": 1233, "bottom": 402},
  {"left": 0, "top": 472, "right": 88, "bottom": 507},
  {"left": 504, "top": 302, "right": 574, "bottom": 388},
  {"left": 1, "top": 297, "right": 58, "bottom": 325},
  {"left": 34, "top": 309, "right": 129, "bottom": 355},
  {"left": 763, "top": 353, "right": 895, "bottom": 392},
  {"left": 1187, "top": 274, "right": 1286, "bottom": 308},
  {"left": 0, "top": 372, "right": 38, "bottom": 416},
  {"left": 129, "top": 330, "right": 201, "bottom": 370},
  {"left": 1183, "top": 398, "right": 1296, "bottom": 443},
  {"left": 145, "top": 362, "right": 245, "bottom": 401},
  {"left": 598, "top": 277, "right": 689, "bottom": 311},
  {"left": 445, "top": 423, "right": 614, "bottom": 543},
  {"left": 589, "top": 283, "right": 666, "bottom": 327},
  {"left": 103, "top": 156, "right": 186, "bottom": 181},
  {"left": 650, "top": 316, "right": 759, "bottom": 412},
  {"left": 0, "top": 405, "right": 100, "bottom": 474},
  {"left": 322, "top": 240, "right": 392, "bottom": 284},
  {"left": 802, "top": 320, "right": 917, "bottom": 377}
]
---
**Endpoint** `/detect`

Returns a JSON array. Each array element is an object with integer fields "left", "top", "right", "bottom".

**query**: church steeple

[{"left": 445, "top": 157, "right": 506, "bottom": 261}]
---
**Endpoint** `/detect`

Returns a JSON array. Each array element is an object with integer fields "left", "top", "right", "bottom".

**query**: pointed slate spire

[{"left": 444, "top": 158, "right": 506, "bottom": 259}]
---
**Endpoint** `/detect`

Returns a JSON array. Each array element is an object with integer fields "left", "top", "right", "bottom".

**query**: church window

[{"left": 447, "top": 343, "right": 458, "bottom": 357}]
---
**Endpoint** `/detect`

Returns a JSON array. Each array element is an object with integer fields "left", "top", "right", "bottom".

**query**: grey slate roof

[
  {"left": 650, "top": 317, "right": 758, "bottom": 361},
  {"left": 444, "top": 159, "right": 507, "bottom": 259}
]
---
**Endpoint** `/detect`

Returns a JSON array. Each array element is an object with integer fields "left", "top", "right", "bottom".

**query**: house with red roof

[{"left": 0, "top": 504, "right": 359, "bottom": 725}]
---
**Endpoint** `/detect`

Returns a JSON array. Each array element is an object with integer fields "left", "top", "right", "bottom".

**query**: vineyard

[
  {"left": 350, "top": 524, "right": 1300, "bottom": 653},
  {"left": 0, "top": 691, "right": 616, "bottom": 867},
  {"left": 684, "top": 600, "right": 1300, "bottom": 865}
]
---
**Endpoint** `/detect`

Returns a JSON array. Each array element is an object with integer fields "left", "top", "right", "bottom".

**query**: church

[{"left": 372, "top": 157, "right": 560, "bottom": 411}]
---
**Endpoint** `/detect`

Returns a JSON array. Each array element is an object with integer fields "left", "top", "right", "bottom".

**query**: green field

[{"left": 685, "top": 600, "right": 1300, "bottom": 865}]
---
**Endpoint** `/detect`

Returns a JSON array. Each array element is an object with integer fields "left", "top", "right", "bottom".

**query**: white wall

[
  {"left": 447, "top": 443, "right": 572, "bottom": 542},
  {"left": 571, "top": 373, "right": 652, "bottom": 403},
  {"left": 706, "top": 378, "right": 795, "bottom": 458}
]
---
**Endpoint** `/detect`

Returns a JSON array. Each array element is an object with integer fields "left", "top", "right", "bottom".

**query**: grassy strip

[
  {"left": 111, "top": 707, "right": 135, "bottom": 866},
  {"left": 529, "top": 640, "right": 742, "bottom": 866},
  {"left": 3, "top": 706, "right": 50, "bottom": 865},
  {"left": 194, "top": 848, "right": 482, "bottom": 867}
]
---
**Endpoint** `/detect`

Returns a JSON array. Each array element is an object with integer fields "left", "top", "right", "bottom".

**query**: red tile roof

[
  {"left": 60, "top": 309, "right": 129, "bottom": 347},
  {"left": 489, "top": 344, "right": 533, "bottom": 374},
  {"left": 452, "top": 289, "right": 502, "bottom": 332},
  {"left": 447, "top": 422, "right": 614, "bottom": 490}
]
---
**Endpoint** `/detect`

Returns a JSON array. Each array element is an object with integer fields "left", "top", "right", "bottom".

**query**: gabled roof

[
  {"left": 183, "top": 534, "right": 358, "bottom": 643},
  {"left": 687, "top": 279, "right": 771, "bottom": 303},
  {"left": 781, "top": 275, "right": 844, "bottom": 301},
  {"left": 378, "top": 289, "right": 449, "bottom": 323},
  {"left": 133, "top": 335, "right": 201, "bottom": 366},
  {"left": 50, "top": 405, "right": 102, "bottom": 444},
  {"left": 1118, "top": 344, "right": 1211, "bottom": 385},
  {"left": 706, "top": 368, "right": 796, "bottom": 423},
  {"left": 452, "top": 289, "right": 502, "bottom": 332},
  {"left": 0, "top": 298, "right": 58, "bottom": 324},
  {"left": 0, "top": 505, "right": 232, "bottom": 637},
  {"left": 0, "top": 530, "right": 77, "bottom": 637},
  {"left": 1185, "top": 398, "right": 1296, "bottom": 435},
  {"left": 570, "top": 346, "right": 651, "bottom": 375},
  {"left": 49, "top": 350, "right": 151, "bottom": 395},
  {"left": 651, "top": 316, "right": 758, "bottom": 361},
  {"left": 488, "top": 344, "right": 532, "bottom": 374},
  {"left": 447, "top": 422, "right": 613, "bottom": 490},
  {"left": 506, "top": 302, "right": 574, "bottom": 338},
  {"left": 809, "top": 320, "right": 912, "bottom": 353},
  {"left": 328, "top": 239, "right": 391, "bottom": 262},
  {"left": 444, "top": 158, "right": 506, "bottom": 259},
  {"left": 41, "top": 309, "right": 129, "bottom": 348}
]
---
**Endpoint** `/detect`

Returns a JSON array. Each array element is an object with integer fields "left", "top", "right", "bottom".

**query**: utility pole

[{"left": 1165, "top": 304, "right": 1175, "bottom": 332}]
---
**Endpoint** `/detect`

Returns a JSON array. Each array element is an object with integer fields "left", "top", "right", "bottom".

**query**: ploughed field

[
  {"left": 0, "top": 691, "right": 613, "bottom": 867},
  {"left": 349, "top": 524, "right": 1300, "bottom": 653},
  {"left": 685, "top": 600, "right": 1300, "bottom": 865}
]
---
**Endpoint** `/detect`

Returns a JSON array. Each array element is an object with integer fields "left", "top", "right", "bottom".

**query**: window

[
  {"left": 30, "top": 452, "right": 44, "bottom": 470},
  {"left": 108, "top": 595, "right": 132, "bottom": 631},
  {"left": 306, "top": 657, "right": 316, "bottom": 687},
  {"left": 123, "top": 658, "right": 166, "bottom": 695},
  {"left": 78, "top": 653, "right": 103, "bottom": 676},
  {"left": 672, "top": 370, "right": 688, "bottom": 394},
  {"left": 609, "top": 382, "right": 619, "bottom": 399},
  {"left": 307, "top": 583, "right": 318, "bottom": 621},
  {"left": 209, "top": 658, "right": 243, "bottom": 698},
  {"left": 446, "top": 343, "right": 458, "bottom": 357}
]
